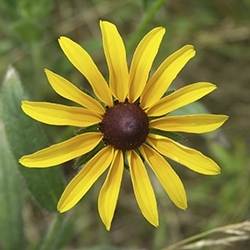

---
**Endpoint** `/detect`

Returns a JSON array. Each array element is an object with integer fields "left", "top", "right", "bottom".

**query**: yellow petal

[
  {"left": 98, "top": 150, "right": 124, "bottom": 230},
  {"left": 127, "top": 150, "right": 159, "bottom": 227},
  {"left": 58, "top": 36, "right": 113, "bottom": 106},
  {"left": 147, "top": 134, "right": 221, "bottom": 175},
  {"left": 45, "top": 69, "right": 104, "bottom": 115},
  {"left": 150, "top": 114, "right": 229, "bottom": 133},
  {"left": 147, "top": 82, "right": 217, "bottom": 117},
  {"left": 21, "top": 101, "right": 101, "bottom": 127},
  {"left": 57, "top": 146, "right": 114, "bottom": 213},
  {"left": 140, "top": 144, "right": 187, "bottom": 209},
  {"left": 19, "top": 132, "right": 103, "bottom": 168},
  {"left": 128, "top": 27, "right": 166, "bottom": 102},
  {"left": 100, "top": 21, "right": 129, "bottom": 102},
  {"left": 141, "top": 45, "right": 196, "bottom": 108}
]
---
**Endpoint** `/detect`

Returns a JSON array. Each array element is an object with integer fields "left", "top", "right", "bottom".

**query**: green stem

[
  {"left": 127, "top": 0, "right": 167, "bottom": 53},
  {"left": 163, "top": 223, "right": 237, "bottom": 250},
  {"left": 38, "top": 214, "right": 72, "bottom": 250},
  {"left": 164, "top": 229, "right": 216, "bottom": 250}
]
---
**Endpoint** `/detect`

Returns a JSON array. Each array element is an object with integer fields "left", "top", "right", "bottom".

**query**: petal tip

[
  {"left": 57, "top": 203, "right": 67, "bottom": 213},
  {"left": 99, "top": 19, "right": 104, "bottom": 26},
  {"left": 153, "top": 220, "right": 159, "bottom": 228},
  {"left": 201, "top": 82, "right": 217, "bottom": 93},
  {"left": 19, "top": 157, "right": 31, "bottom": 168},
  {"left": 58, "top": 35, "right": 66, "bottom": 40},
  {"left": 21, "top": 101, "right": 33, "bottom": 115},
  {"left": 58, "top": 36, "right": 70, "bottom": 46},
  {"left": 209, "top": 166, "right": 221, "bottom": 175},
  {"left": 216, "top": 167, "right": 221, "bottom": 175},
  {"left": 152, "top": 26, "right": 166, "bottom": 36},
  {"left": 157, "top": 26, "right": 165, "bottom": 30},
  {"left": 180, "top": 203, "right": 188, "bottom": 210},
  {"left": 99, "top": 20, "right": 116, "bottom": 31},
  {"left": 216, "top": 115, "right": 229, "bottom": 128},
  {"left": 158, "top": 26, "right": 166, "bottom": 34},
  {"left": 186, "top": 44, "right": 194, "bottom": 49},
  {"left": 100, "top": 20, "right": 110, "bottom": 25},
  {"left": 18, "top": 157, "right": 24, "bottom": 165},
  {"left": 21, "top": 100, "right": 27, "bottom": 106},
  {"left": 21, "top": 101, "right": 28, "bottom": 111},
  {"left": 191, "top": 48, "right": 196, "bottom": 56},
  {"left": 44, "top": 68, "right": 52, "bottom": 75},
  {"left": 208, "top": 83, "right": 217, "bottom": 90},
  {"left": 57, "top": 208, "right": 64, "bottom": 213},
  {"left": 105, "top": 223, "right": 111, "bottom": 231},
  {"left": 44, "top": 68, "right": 56, "bottom": 82},
  {"left": 222, "top": 115, "right": 229, "bottom": 122},
  {"left": 149, "top": 215, "right": 159, "bottom": 227}
]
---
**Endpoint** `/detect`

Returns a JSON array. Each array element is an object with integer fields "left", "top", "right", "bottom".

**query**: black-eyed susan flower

[{"left": 19, "top": 20, "right": 228, "bottom": 230}]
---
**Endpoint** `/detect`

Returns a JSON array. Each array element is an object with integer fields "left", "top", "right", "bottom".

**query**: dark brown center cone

[{"left": 100, "top": 102, "right": 149, "bottom": 150}]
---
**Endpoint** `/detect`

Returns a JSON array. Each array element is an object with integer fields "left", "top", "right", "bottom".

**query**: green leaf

[
  {"left": 0, "top": 122, "right": 25, "bottom": 249},
  {"left": 0, "top": 66, "right": 65, "bottom": 211}
]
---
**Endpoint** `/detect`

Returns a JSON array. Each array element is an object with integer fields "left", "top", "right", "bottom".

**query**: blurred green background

[{"left": 0, "top": 0, "right": 250, "bottom": 249}]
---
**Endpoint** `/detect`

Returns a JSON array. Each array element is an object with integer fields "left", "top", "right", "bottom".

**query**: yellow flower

[{"left": 19, "top": 21, "right": 228, "bottom": 230}]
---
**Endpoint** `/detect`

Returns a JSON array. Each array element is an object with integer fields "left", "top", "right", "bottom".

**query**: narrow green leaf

[
  {"left": 141, "top": 0, "right": 151, "bottom": 9},
  {"left": 0, "top": 66, "right": 65, "bottom": 211},
  {"left": 38, "top": 214, "right": 74, "bottom": 250},
  {"left": 127, "top": 0, "right": 167, "bottom": 53},
  {"left": 0, "top": 122, "right": 25, "bottom": 249}
]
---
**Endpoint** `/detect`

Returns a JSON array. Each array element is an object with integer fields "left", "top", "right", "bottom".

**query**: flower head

[{"left": 19, "top": 21, "right": 228, "bottom": 230}]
